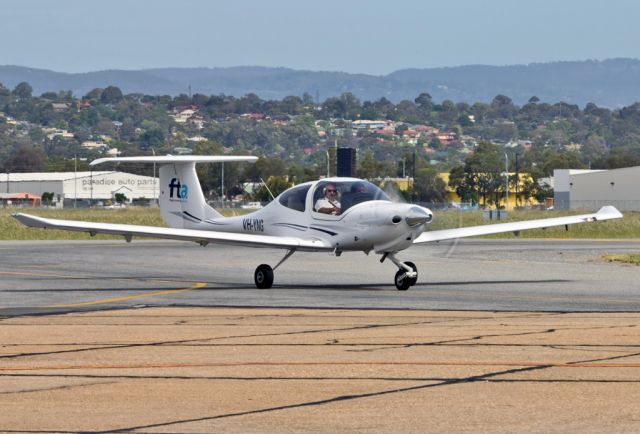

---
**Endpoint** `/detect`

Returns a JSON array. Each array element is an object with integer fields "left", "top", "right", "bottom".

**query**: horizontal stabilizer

[{"left": 91, "top": 155, "right": 258, "bottom": 166}]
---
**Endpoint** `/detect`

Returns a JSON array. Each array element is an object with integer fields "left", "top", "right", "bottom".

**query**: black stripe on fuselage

[{"left": 310, "top": 226, "right": 338, "bottom": 236}]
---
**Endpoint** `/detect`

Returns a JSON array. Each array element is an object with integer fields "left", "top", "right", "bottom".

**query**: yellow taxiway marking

[
  {"left": 43, "top": 282, "right": 206, "bottom": 308},
  {"left": 0, "top": 270, "right": 192, "bottom": 286}
]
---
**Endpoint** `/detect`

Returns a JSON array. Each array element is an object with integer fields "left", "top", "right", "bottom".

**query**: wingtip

[
  {"left": 596, "top": 206, "right": 623, "bottom": 220},
  {"left": 12, "top": 213, "right": 44, "bottom": 228}
]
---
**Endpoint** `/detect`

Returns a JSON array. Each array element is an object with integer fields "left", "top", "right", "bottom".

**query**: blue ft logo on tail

[{"left": 168, "top": 178, "right": 189, "bottom": 200}]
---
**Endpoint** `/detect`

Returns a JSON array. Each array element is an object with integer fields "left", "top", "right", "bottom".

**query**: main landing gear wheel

[
  {"left": 254, "top": 264, "right": 274, "bottom": 289},
  {"left": 394, "top": 261, "right": 418, "bottom": 291}
]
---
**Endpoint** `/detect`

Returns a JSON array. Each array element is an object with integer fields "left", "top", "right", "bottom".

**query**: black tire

[
  {"left": 394, "top": 262, "right": 418, "bottom": 291},
  {"left": 254, "top": 264, "right": 274, "bottom": 289},
  {"left": 394, "top": 269, "right": 411, "bottom": 291}
]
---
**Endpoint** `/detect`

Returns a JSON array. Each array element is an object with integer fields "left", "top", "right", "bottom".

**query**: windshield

[{"left": 313, "top": 180, "right": 390, "bottom": 214}]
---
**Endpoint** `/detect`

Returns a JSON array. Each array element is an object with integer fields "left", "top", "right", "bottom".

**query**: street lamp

[
  {"left": 74, "top": 154, "right": 77, "bottom": 209},
  {"left": 504, "top": 152, "right": 509, "bottom": 211},
  {"left": 515, "top": 153, "right": 519, "bottom": 208},
  {"left": 325, "top": 151, "right": 330, "bottom": 178},
  {"left": 151, "top": 148, "right": 157, "bottom": 206}
]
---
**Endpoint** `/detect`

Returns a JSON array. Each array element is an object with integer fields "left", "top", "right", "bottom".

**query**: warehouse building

[
  {"left": 0, "top": 171, "right": 158, "bottom": 207},
  {"left": 554, "top": 166, "right": 640, "bottom": 211}
]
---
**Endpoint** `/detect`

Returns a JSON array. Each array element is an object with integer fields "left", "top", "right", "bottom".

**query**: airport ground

[{"left": 1, "top": 240, "right": 640, "bottom": 433}]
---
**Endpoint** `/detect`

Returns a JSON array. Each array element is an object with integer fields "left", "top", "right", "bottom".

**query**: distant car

[{"left": 241, "top": 201, "right": 263, "bottom": 209}]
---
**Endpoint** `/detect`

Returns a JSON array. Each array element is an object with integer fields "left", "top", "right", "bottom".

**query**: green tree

[
  {"left": 243, "top": 156, "right": 287, "bottom": 181},
  {"left": 460, "top": 141, "right": 505, "bottom": 208},
  {"left": 41, "top": 192, "right": 54, "bottom": 205},
  {"left": 138, "top": 128, "right": 165, "bottom": 150},
  {"left": 84, "top": 88, "right": 103, "bottom": 101},
  {"left": 448, "top": 165, "right": 474, "bottom": 203},
  {"left": 13, "top": 82, "right": 33, "bottom": 99},
  {"left": 489, "top": 94, "right": 517, "bottom": 119},
  {"left": 540, "top": 149, "right": 585, "bottom": 175},
  {"left": 101, "top": 86, "right": 124, "bottom": 104},
  {"left": 4, "top": 147, "right": 44, "bottom": 172},
  {"left": 357, "top": 150, "right": 384, "bottom": 179},
  {"left": 414, "top": 92, "right": 433, "bottom": 116},
  {"left": 414, "top": 167, "right": 446, "bottom": 203},
  {"left": 253, "top": 176, "right": 291, "bottom": 202}
]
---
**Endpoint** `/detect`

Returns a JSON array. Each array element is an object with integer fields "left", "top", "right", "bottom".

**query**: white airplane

[{"left": 14, "top": 156, "right": 623, "bottom": 290}]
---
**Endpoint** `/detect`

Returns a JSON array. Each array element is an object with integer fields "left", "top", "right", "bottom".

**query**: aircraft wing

[
  {"left": 413, "top": 206, "right": 623, "bottom": 244},
  {"left": 13, "top": 213, "right": 333, "bottom": 252}
]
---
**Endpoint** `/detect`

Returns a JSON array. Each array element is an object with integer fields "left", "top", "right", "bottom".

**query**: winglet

[{"left": 595, "top": 206, "right": 623, "bottom": 221}]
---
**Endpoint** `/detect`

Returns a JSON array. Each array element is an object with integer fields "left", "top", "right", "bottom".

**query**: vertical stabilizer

[
  {"left": 159, "top": 162, "right": 221, "bottom": 228},
  {"left": 90, "top": 155, "right": 258, "bottom": 229}
]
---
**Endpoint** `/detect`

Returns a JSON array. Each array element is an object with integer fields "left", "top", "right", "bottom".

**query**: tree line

[{"left": 1, "top": 80, "right": 640, "bottom": 205}]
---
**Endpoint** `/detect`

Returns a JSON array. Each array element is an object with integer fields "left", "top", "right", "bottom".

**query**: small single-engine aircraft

[{"left": 14, "top": 156, "right": 623, "bottom": 290}]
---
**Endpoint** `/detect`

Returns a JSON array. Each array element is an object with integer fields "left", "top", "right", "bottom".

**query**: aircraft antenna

[{"left": 260, "top": 178, "right": 276, "bottom": 201}]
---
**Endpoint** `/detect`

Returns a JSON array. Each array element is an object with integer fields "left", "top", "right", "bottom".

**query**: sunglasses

[{"left": 326, "top": 189, "right": 336, "bottom": 193}]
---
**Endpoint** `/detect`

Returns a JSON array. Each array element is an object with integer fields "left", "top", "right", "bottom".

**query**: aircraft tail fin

[{"left": 91, "top": 155, "right": 257, "bottom": 229}]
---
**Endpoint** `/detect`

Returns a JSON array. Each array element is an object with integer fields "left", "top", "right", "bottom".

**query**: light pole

[
  {"left": 151, "top": 147, "right": 157, "bottom": 206},
  {"left": 325, "top": 151, "right": 330, "bottom": 178},
  {"left": 221, "top": 161, "right": 224, "bottom": 207},
  {"left": 515, "top": 153, "right": 519, "bottom": 208},
  {"left": 504, "top": 152, "right": 509, "bottom": 211},
  {"left": 74, "top": 154, "right": 77, "bottom": 209}
]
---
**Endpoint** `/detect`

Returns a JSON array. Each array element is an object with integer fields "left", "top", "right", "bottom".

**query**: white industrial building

[
  {"left": 0, "top": 171, "right": 158, "bottom": 207},
  {"left": 554, "top": 166, "right": 640, "bottom": 211}
]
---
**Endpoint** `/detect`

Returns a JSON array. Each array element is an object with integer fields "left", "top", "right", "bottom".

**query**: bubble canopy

[{"left": 313, "top": 180, "right": 391, "bottom": 213}]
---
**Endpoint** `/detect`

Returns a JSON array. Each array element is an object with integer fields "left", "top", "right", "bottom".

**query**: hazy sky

[{"left": 2, "top": 0, "right": 639, "bottom": 75}]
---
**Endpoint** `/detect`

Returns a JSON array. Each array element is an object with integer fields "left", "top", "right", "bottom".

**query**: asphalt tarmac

[
  {"left": 0, "top": 239, "right": 639, "bottom": 314},
  {"left": 1, "top": 239, "right": 640, "bottom": 433}
]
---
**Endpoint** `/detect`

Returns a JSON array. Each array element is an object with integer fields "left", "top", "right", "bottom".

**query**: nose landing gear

[
  {"left": 381, "top": 253, "right": 418, "bottom": 291},
  {"left": 394, "top": 261, "right": 417, "bottom": 291}
]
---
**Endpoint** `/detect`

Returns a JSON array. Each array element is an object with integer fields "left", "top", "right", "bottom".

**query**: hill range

[{"left": 2, "top": 58, "right": 640, "bottom": 107}]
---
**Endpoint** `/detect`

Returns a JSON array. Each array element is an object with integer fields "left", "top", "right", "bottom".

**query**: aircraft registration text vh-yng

[{"left": 13, "top": 155, "right": 623, "bottom": 290}]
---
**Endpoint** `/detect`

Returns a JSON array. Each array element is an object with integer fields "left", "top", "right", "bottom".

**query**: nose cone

[{"left": 405, "top": 206, "right": 432, "bottom": 227}]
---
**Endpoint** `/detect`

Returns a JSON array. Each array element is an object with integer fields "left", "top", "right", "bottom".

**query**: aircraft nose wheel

[
  {"left": 254, "top": 264, "right": 274, "bottom": 289},
  {"left": 394, "top": 261, "right": 417, "bottom": 291}
]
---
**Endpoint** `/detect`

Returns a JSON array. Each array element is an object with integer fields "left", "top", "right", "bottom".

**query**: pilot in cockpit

[{"left": 314, "top": 183, "right": 341, "bottom": 215}]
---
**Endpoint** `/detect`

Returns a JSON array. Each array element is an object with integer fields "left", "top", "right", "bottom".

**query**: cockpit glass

[{"left": 312, "top": 180, "right": 390, "bottom": 214}]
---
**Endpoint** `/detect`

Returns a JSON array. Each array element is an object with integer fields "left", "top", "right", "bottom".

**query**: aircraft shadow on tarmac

[
  {"left": 201, "top": 278, "right": 573, "bottom": 291},
  {"left": 1, "top": 278, "right": 574, "bottom": 294}
]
